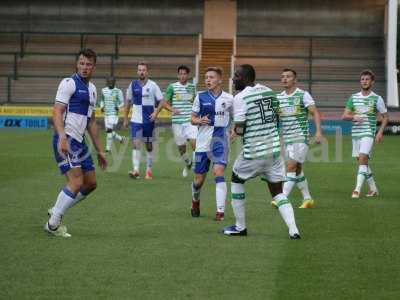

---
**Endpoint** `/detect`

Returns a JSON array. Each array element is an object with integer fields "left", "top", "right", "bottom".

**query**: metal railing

[{"left": 0, "top": 31, "right": 200, "bottom": 104}]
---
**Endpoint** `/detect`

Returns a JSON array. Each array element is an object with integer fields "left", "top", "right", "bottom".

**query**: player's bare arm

[
  {"left": 375, "top": 112, "right": 389, "bottom": 143},
  {"left": 87, "top": 112, "right": 107, "bottom": 170},
  {"left": 123, "top": 100, "right": 131, "bottom": 128},
  {"left": 342, "top": 108, "right": 363, "bottom": 123},
  {"left": 308, "top": 105, "right": 322, "bottom": 144},
  {"left": 53, "top": 103, "right": 69, "bottom": 156}
]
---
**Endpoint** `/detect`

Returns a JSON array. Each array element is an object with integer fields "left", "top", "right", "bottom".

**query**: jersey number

[{"left": 254, "top": 97, "right": 275, "bottom": 123}]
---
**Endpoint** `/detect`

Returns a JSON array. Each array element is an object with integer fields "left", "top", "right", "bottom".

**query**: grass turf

[{"left": 0, "top": 128, "right": 399, "bottom": 299}]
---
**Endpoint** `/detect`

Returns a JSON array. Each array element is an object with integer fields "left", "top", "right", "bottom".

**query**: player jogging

[
  {"left": 99, "top": 76, "right": 126, "bottom": 152},
  {"left": 222, "top": 64, "right": 300, "bottom": 239},
  {"left": 273, "top": 68, "right": 322, "bottom": 209},
  {"left": 151, "top": 65, "right": 197, "bottom": 177},
  {"left": 342, "top": 69, "right": 388, "bottom": 198},
  {"left": 190, "top": 67, "right": 233, "bottom": 221},
  {"left": 45, "top": 49, "right": 107, "bottom": 238},
  {"left": 124, "top": 62, "right": 164, "bottom": 180}
]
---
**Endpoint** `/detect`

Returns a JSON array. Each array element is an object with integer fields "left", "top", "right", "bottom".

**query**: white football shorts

[
  {"left": 104, "top": 115, "right": 119, "bottom": 130},
  {"left": 284, "top": 142, "right": 309, "bottom": 164},
  {"left": 233, "top": 151, "right": 285, "bottom": 183},
  {"left": 172, "top": 123, "right": 198, "bottom": 146},
  {"left": 352, "top": 137, "right": 374, "bottom": 157}
]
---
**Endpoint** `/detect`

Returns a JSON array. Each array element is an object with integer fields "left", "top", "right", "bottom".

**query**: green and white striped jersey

[
  {"left": 165, "top": 81, "right": 196, "bottom": 124},
  {"left": 345, "top": 91, "right": 387, "bottom": 139},
  {"left": 234, "top": 84, "right": 280, "bottom": 160},
  {"left": 277, "top": 88, "right": 315, "bottom": 145},
  {"left": 99, "top": 87, "right": 124, "bottom": 116}
]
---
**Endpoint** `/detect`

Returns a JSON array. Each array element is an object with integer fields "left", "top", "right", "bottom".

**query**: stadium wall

[
  {"left": 0, "top": 0, "right": 203, "bottom": 34},
  {"left": 237, "top": 0, "right": 386, "bottom": 37}
]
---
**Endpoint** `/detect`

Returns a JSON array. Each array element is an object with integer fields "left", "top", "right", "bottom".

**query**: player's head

[
  {"left": 106, "top": 76, "right": 116, "bottom": 89},
  {"left": 360, "top": 69, "right": 375, "bottom": 91},
  {"left": 205, "top": 67, "right": 223, "bottom": 91},
  {"left": 233, "top": 64, "right": 256, "bottom": 91},
  {"left": 177, "top": 65, "right": 190, "bottom": 84},
  {"left": 137, "top": 62, "right": 148, "bottom": 80},
  {"left": 76, "top": 49, "right": 97, "bottom": 79},
  {"left": 281, "top": 68, "right": 297, "bottom": 89}
]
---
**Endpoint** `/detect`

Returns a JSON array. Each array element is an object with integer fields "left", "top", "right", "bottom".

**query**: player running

[
  {"left": 99, "top": 76, "right": 126, "bottom": 153},
  {"left": 190, "top": 67, "right": 233, "bottom": 221},
  {"left": 274, "top": 68, "right": 322, "bottom": 209},
  {"left": 342, "top": 69, "right": 388, "bottom": 198},
  {"left": 151, "top": 65, "right": 197, "bottom": 177},
  {"left": 45, "top": 49, "right": 107, "bottom": 238},
  {"left": 124, "top": 62, "right": 164, "bottom": 180},
  {"left": 222, "top": 64, "right": 300, "bottom": 239}
]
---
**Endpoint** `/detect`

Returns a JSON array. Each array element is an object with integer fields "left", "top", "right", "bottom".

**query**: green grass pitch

[{"left": 1, "top": 128, "right": 400, "bottom": 299}]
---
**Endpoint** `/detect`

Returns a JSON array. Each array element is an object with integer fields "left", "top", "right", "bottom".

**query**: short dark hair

[
  {"left": 205, "top": 66, "right": 223, "bottom": 77},
  {"left": 138, "top": 62, "right": 148, "bottom": 68},
  {"left": 77, "top": 48, "right": 97, "bottom": 64},
  {"left": 178, "top": 65, "right": 190, "bottom": 73},
  {"left": 240, "top": 64, "right": 256, "bottom": 82},
  {"left": 282, "top": 68, "right": 297, "bottom": 77},
  {"left": 360, "top": 69, "right": 375, "bottom": 81}
]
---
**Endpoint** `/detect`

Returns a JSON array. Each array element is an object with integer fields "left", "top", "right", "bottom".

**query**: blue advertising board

[
  {"left": 309, "top": 120, "right": 352, "bottom": 135},
  {"left": 0, "top": 116, "right": 48, "bottom": 129}
]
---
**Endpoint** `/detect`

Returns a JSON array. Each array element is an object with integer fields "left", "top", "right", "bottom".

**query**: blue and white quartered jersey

[
  {"left": 192, "top": 90, "right": 233, "bottom": 152},
  {"left": 126, "top": 79, "right": 163, "bottom": 124},
  {"left": 55, "top": 73, "right": 97, "bottom": 143}
]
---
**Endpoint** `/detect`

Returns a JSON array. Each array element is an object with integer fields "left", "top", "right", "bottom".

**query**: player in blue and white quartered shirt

[
  {"left": 45, "top": 49, "right": 107, "bottom": 238},
  {"left": 190, "top": 67, "right": 233, "bottom": 221},
  {"left": 124, "top": 62, "right": 163, "bottom": 179}
]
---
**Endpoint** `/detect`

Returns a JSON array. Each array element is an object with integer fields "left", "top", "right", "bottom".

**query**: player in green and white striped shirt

[
  {"left": 223, "top": 64, "right": 300, "bottom": 239},
  {"left": 152, "top": 65, "right": 197, "bottom": 177},
  {"left": 342, "top": 70, "right": 388, "bottom": 199},
  {"left": 99, "top": 77, "right": 126, "bottom": 152},
  {"left": 276, "top": 69, "right": 322, "bottom": 209}
]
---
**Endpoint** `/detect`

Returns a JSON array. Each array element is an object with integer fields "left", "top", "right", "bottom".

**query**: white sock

[
  {"left": 231, "top": 182, "right": 246, "bottom": 230},
  {"left": 181, "top": 152, "right": 191, "bottom": 167},
  {"left": 132, "top": 149, "right": 140, "bottom": 172},
  {"left": 366, "top": 166, "right": 378, "bottom": 192},
  {"left": 192, "top": 182, "right": 201, "bottom": 202},
  {"left": 66, "top": 190, "right": 90, "bottom": 209},
  {"left": 296, "top": 171, "right": 311, "bottom": 200},
  {"left": 106, "top": 132, "right": 113, "bottom": 151},
  {"left": 146, "top": 151, "right": 153, "bottom": 170},
  {"left": 215, "top": 176, "right": 226, "bottom": 213},
  {"left": 49, "top": 187, "right": 77, "bottom": 228},
  {"left": 274, "top": 193, "right": 299, "bottom": 236},
  {"left": 112, "top": 131, "right": 123, "bottom": 141},
  {"left": 283, "top": 172, "right": 297, "bottom": 197},
  {"left": 355, "top": 165, "right": 368, "bottom": 192}
]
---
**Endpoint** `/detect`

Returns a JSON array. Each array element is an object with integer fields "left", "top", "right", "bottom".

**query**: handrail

[
  {"left": 236, "top": 34, "right": 384, "bottom": 39},
  {"left": 0, "top": 52, "right": 196, "bottom": 58},
  {"left": 0, "top": 31, "right": 199, "bottom": 37}
]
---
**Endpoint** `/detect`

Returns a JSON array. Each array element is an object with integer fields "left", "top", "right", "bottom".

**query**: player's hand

[
  {"left": 314, "top": 132, "right": 322, "bottom": 144},
  {"left": 58, "top": 135, "right": 69, "bottom": 158},
  {"left": 123, "top": 119, "right": 129, "bottom": 128},
  {"left": 229, "top": 128, "right": 237, "bottom": 143},
  {"left": 150, "top": 112, "right": 158, "bottom": 122},
  {"left": 375, "top": 131, "right": 383, "bottom": 144},
  {"left": 352, "top": 115, "right": 364, "bottom": 124},
  {"left": 97, "top": 152, "right": 107, "bottom": 170},
  {"left": 172, "top": 108, "right": 181, "bottom": 115},
  {"left": 199, "top": 115, "right": 211, "bottom": 125}
]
